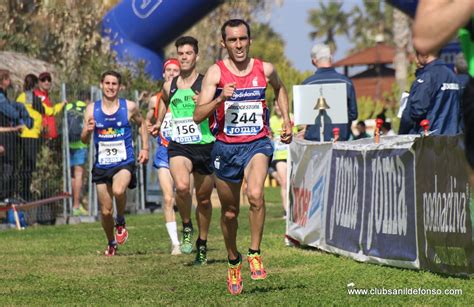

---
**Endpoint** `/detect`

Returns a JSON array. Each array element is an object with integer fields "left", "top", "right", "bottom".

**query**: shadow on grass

[
  {"left": 246, "top": 283, "right": 307, "bottom": 294},
  {"left": 183, "top": 258, "right": 227, "bottom": 267},
  {"left": 293, "top": 245, "right": 473, "bottom": 280}
]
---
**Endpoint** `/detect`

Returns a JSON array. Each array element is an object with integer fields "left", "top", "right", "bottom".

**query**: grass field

[{"left": 1, "top": 187, "right": 473, "bottom": 305}]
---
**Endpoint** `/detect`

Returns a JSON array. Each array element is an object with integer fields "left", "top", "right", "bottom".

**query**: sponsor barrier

[{"left": 287, "top": 135, "right": 474, "bottom": 275}]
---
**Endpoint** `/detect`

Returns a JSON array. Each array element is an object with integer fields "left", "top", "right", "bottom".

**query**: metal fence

[{"left": 0, "top": 83, "right": 148, "bottom": 228}]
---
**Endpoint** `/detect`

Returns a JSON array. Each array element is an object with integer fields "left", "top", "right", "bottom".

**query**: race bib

[
  {"left": 161, "top": 112, "right": 173, "bottom": 139},
  {"left": 98, "top": 140, "right": 127, "bottom": 165},
  {"left": 172, "top": 117, "right": 202, "bottom": 144},
  {"left": 224, "top": 101, "right": 263, "bottom": 136}
]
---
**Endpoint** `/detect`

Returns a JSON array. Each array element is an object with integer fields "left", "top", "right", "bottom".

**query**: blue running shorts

[
  {"left": 70, "top": 148, "right": 88, "bottom": 167},
  {"left": 211, "top": 137, "right": 273, "bottom": 183},
  {"left": 153, "top": 144, "right": 169, "bottom": 169}
]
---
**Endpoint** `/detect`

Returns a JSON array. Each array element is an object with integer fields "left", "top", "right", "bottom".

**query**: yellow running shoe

[{"left": 247, "top": 252, "right": 267, "bottom": 280}]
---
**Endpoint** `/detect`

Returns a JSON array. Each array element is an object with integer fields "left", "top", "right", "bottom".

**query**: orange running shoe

[
  {"left": 115, "top": 224, "right": 128, "bottom": 245},
  {"left": 104, "top": 244, "right": 117, "bottom": 256},
  {"left": 247, "top": 252, "right": 267, "bottom": 280},
  {"left": 227, "top": 260, "right": 243, "bottom": 295}
]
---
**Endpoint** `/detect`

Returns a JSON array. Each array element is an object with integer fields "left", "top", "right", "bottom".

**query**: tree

[
  {"left": 307, "top": 1, "right": 350, "bottom": 53},
  {"left": 250, "top": 23, "right": 310, "bottom": 107},
  {"left": 392, "top": 7, "right": 412, "bottom": 93},
  {"left": 0, "top": 0, "right": 115, "bottom": 85},
  {"left": 350, "top": 0, "right": 393, "bottom": 51},
  {"left": 164, "top": 0, "right": 281, "bottom": 71}
]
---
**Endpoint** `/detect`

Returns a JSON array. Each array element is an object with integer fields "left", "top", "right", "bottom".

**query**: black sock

[
  {"left": 248, "top": 248, "right": 260, "bottom": 255},
  {"left": 183, "top": 221, "right": 193, "bottom": 229},
  {"left": 116, "top": 215, "right": 125, "bottom": 226},
  {"left": 108, "top": 239, "right": 117, "bottom": 246},
  {"left": 196, "top": 238, "right": 207, "bottom": 247},
  {"left": 228, "top": 253, "right": 241, "bottom": 265}
]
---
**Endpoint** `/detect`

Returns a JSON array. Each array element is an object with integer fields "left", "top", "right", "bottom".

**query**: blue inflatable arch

[{"left": 102, "top": 0, "right": 222, "bottom": 79}]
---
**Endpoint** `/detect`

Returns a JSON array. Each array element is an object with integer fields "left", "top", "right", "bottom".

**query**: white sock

[{"left": 166, "top": 222, "right": 180, "bottom": 246}]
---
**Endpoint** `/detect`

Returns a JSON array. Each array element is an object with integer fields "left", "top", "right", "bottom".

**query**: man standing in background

[
  {"left": 301, "top": 43, "right": 358, "bottom": 142},
  {"left": 399, "top": 50, "right": 461, "bottom": 135}
]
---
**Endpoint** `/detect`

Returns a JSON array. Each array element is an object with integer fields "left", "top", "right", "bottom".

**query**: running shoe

[
  {"left": 73, "top": 206, "right": 88, "bottom": 216},
  {"left": 247, "top": 252, "right": 267, "bottom": 280},
  {"left": 227, "top": 260, "right": 243, "bottom": 295},
  {"left": 115, "top": 224, "right": 128, "bottom": 245},
  {"left": 104, "top": 244, "right": 117, "bottom": 256},
  {"left": 194, "top": 244, "right": 207, "bottom": 265},
  {"left": 171, "top": 244, "right": 182, "bottom": 255},
  {"left": 180, "top": 227, "right": 193, "bottom": 254}
]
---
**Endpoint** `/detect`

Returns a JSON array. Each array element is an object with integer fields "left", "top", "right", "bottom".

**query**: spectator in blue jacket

[
  {"left": 399, "top": 51, "right": 462, "bottom": 135},
  {"left": 0, "top": 69, "right": 27, "bottom": 200},
  {"left": 302, "top": 43, "right": 358, "bottom": 141}
]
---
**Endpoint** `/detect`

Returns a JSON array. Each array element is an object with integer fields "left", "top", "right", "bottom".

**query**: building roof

[
  {"left": 333, "top": 43, "right": 395, "bottom": 67},
  {"left": 352, "top": 76, "right": 395, "bottom": 100}
]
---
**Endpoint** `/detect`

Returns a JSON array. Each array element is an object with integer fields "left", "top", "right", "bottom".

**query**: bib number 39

[{"left": 98, "top": 140, "right": 127, "bottom": 165}]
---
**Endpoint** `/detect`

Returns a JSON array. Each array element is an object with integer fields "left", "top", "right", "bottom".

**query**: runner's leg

[
  {"left": 193, "top": 173, "right": 214, "bottom": 241},
  {"left": 169, "top": 156, "right": 193, "bottom": 223},
  {"left": 215, "top": 177, "right": 242, "bottom": 260},
  {"left": 96, "top": 183, "right": 114, "bottom": 242},
  {"left": 72, "top": 165, "right": 84, "bottom": 210},
  {"left": 158, "top": 168, "right": 176, "bottom": 223},
  {"left": 112, "top": 169, "right": 132, "bottom": 218},
  {"left": 244, "top": 153, "right": 270, "bottom": 251},
  {"left": 275, "top": 161, "right": 288, "bottom": 214},
  {"left": 158, "top": 167, "right": 180, "bottom": 248}
]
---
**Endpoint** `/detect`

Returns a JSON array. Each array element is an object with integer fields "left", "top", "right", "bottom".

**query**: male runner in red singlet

[{"left": 194, "top": 19, "right": 293, "bottom": 295}]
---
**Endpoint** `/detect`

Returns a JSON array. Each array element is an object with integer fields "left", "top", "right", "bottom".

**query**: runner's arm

[
  {"left": 155, "top": 81, "right": 171, "bottom": 128},
  {"left": 146, "top": 95, "right": 158, "bottom": 134},
  {"left": 264, "top": 62, "right": 292, "bottom": 144},
  {"left": 146, "top": 95, "right": 157, "bottom": 122},
  {"left": 80, "top": 103, "right": 95, "bottom": 144},
  {"left": 194, "top": 64, "right": 224, "bottom": 124},
  {"left": 130, "top": 100, "right": 150, "bottom": 163},
  {"left": 413, "top": 0, "right": 473, "bottom": 54}
]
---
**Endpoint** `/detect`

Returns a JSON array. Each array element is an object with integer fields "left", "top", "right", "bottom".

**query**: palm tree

[
  {"left": 350, "top": 0, "right": 393, "bottom": 52},
  {"left": 392, "top": 7, "right": 411, "bottom": 93},
  {"left": 307, "top": 1, "right": 350, "bottom": 53}
]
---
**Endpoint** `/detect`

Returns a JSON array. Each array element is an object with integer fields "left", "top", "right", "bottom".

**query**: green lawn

[{"left": 0, "top": 188, "right": 472, "bottom": 305}]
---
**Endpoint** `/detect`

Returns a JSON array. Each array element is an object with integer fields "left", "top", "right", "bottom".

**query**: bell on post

[{"left": 314, "top": 87, "right": 330, "bottom": 110}]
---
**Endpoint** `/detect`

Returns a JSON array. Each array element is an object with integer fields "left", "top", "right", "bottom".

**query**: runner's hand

[
  {"left": 138, "top": 149, "right": 149, "bottom": 164},
  {"left": 220, "top": 82, "right": 236, "bottom": 100},
  {"left": 146, "top": 119, "right": 154, "bottom": 133},
  {"left": 86, "top": 117, "right": 95, "bottom": 132},
  {"left": 192, "top": 91, "right": 200, "bottom": 103},
  {"left": 149, "top": 122, "right": 161, "bottom": 137},
  {"left": 280, "top": 121, "right": 293, "bottom": 144}
]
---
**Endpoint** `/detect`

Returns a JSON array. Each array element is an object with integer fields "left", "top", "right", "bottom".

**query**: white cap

[{"left": 311, "top": 43, "right": 331, "bottom": 61}]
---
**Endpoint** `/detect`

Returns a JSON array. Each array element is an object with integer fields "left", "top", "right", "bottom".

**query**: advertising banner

[
  {"left": 414, "top": 135, "right": 474, "bottom": 274},
  {"left": 287, "top": 139, "right": 332, "bottom": 247},
  {"left": 288, "top": 135, "right": 474, "bottom": 274}
]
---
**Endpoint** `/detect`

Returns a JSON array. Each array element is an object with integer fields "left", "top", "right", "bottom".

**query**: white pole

[{"left": 320, "top": 110, "right": 325, "bottom": 142}]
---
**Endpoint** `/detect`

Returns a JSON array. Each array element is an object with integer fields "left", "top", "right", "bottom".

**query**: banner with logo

[
  {"left": 414, "top": 135, "right": 474, "bottom": 274},
  {"left": 287, "top": 135, "right": 474, "bottom": 274},
  {"left": 287, "top": 139, "right": 332, "bottom": 246}
]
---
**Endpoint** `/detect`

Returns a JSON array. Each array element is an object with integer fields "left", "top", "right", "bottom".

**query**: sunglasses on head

[{"left": 40, "top": 77, "right": 51, "bottom": 82}]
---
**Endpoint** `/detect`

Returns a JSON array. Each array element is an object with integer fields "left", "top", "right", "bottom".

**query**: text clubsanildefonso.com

[{"left": 346, "top": 284, "right": 463, "bottom": 296}]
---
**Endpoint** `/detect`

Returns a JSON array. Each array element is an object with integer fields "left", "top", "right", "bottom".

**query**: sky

[{"left": 268, "top": 0, "right": 361, "bottom": 73}]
